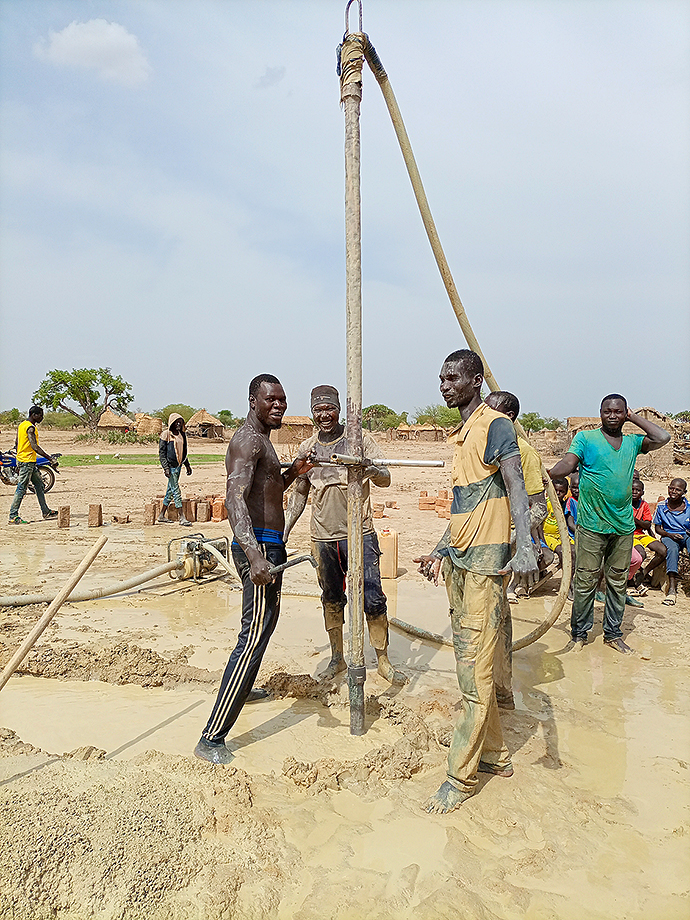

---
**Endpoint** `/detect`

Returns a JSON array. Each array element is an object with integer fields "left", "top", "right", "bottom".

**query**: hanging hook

[{"left": 345, "top": 0, "right": 363, "bottom": 35}]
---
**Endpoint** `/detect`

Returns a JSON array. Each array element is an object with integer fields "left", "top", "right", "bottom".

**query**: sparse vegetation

[
  {"left": 414, "top": 405, "right": 461, "bottom": 428},
  {"left": 518, "top": 412, "right": 565, "bottom": 434},
  {"left": 154, "top": 404, "right": 196, "bottom": 424},
  {"left": 217, "top": 409, "right": 244, "bottom": 428}
]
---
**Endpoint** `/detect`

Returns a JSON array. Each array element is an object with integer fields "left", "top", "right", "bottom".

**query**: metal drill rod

[
  {"left": 332, "top": 454, "right": 444, "bottom": 467},
  {"left": 280, "top": 457, "right": 444, "bottom": 469},
  {"left": 268, "top": 554, "right": 317, "bottom": 576}
]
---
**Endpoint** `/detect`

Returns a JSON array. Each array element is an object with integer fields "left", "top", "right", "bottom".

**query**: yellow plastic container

[{"left": 378, "top": 528, "right": 398, "bottom": 579}]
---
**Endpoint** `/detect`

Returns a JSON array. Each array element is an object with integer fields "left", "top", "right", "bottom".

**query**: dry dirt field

[{"left": 0, "top": 430, "right": 688, "bottom": 920}]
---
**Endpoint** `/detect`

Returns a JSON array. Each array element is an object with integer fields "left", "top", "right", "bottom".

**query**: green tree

[
  {"left": 543, "top": 417, "right": 565, "bottom": 430},
  {"left": 217, "top": 409, "right": 243, "bottom": 428},
  {"left": 0, "top": 408, "right": 21, "bottom": 426},
  {"left": 155, "top": 404, "right": 196, "bottom": 424},
  {"left": 672, "top": 410, "right": 690, "bottom": 422},
  {"left": 518, "top": 412, "right": 545, "bottom": 434},
  {"left": 33, "top": 368, "right": 133, "bottom": 434},
  {"left": 362, "top": 404, "right": 408, "bottom": 431}
]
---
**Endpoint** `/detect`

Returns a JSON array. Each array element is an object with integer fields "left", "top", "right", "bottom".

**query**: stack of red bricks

[
  {"left": 419, "top": 489, "right": 452, "bottom": 519},
  {"left": 147, "top": 494, "right": 227, "bottom": 524}
]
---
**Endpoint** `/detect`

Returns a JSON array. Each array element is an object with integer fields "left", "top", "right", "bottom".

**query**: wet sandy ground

[{"left": 1, "top": 433, "right": 688, "bottom": 919}]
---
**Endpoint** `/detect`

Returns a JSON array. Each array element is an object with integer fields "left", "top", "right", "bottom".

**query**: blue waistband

[{"left": 232, "top": 528, "right": 284, "bottom": 546}]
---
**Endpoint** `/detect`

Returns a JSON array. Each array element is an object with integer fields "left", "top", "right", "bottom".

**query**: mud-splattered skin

[{"left": 225, "top": 381, "right": 313, "bottom": 586}]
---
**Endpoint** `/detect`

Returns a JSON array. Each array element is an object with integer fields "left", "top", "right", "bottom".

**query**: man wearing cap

[{"left": 284, "top": 385, "right": 406, "bottom": 684}]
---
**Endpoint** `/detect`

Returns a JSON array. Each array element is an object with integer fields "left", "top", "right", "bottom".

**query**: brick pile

[{"left": 419, "top": 489, "right": 453, "bottom": 519}]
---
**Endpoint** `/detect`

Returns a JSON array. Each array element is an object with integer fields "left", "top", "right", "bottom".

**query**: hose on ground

[{"left": 0, "top": 560, "right": 184, "bottom": 607}]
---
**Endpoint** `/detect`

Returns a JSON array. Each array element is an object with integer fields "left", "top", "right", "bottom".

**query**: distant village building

[
  {"left": 271, "top": 416, "right": 315, "bottom": 444},
  {"left": 186, "top": 409, "right": 224, "bottom": 439},
  {"left": 134, "top": 413, "right": 163, "bottom": 437},
  {"left": 97, "top": 408, "right": 134, "bottom": 432},
  {"left": 413, "top": 424, "right": 446, "bottom": 442},
  {"left": 393, "top": 423, "right": 412, "bottom": 441}
]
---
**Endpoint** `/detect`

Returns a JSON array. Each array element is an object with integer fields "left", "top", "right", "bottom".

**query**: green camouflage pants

[{"left": 443, "top": 559, "right": 512, "bottom": 794}]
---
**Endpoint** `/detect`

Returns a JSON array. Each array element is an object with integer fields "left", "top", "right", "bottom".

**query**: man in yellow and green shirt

[
  {"left": 8, "top": 406, "right": 58, "bottom": 524},
  {"left": 415, "top": 350, "right": 538, "bottom": 814}
]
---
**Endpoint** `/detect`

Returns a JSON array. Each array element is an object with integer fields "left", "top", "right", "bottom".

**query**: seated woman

[{"left": 652, "top": 478, "right": 690, "bottom": 606}]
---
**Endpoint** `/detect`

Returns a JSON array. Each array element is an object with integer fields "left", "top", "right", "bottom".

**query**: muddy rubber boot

[
  {"left": 318, "top": 626, "right": 346, "bottom": 680},
  {"left": 368, "top": 614, "right": 407, "bottom": 684}
]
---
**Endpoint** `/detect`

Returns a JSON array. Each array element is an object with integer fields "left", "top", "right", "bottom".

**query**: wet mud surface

[{"left": 1, "top": 433, "right": 689, "bottom": 919}]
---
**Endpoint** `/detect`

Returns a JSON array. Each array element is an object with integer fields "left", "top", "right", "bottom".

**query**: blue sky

[{"left": 1, "top": 0, "right": 688, "bottom": 421}]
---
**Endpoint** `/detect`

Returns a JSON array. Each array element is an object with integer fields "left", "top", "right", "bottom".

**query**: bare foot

[
  {"left": 194, "top": 738, "right": 234, "bottom": 764},
  {"left": 376, "top": 652, "right": 408, "bottom": 685},
  {"left": 425, "top": 781, "right": 471, "bottom": 814},
  {"left": 318, "top": 655, "right": 346, "bottom": 680}
]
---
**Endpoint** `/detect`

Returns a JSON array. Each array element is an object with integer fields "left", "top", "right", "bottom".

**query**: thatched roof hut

[
  {"left": 187, "top": 409, "right": 224, "bottom": 439},
  {"left": 135, "top": 413, "right": 163, "bottom": 437},
  {"left": 98, "top": 408, "right": 134, "bottom": 431}
]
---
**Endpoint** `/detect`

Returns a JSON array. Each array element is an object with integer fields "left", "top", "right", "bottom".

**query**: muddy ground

[{"left": 0, "top": 431, "right": 688, "bottom": 920}]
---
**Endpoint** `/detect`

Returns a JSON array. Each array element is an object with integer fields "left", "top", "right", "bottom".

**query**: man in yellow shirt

[{"left": 8, "top": 406, "right": 58, "bottom": 524}]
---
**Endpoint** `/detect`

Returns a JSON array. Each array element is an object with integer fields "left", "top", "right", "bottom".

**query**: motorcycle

[{"left": 0, "top": 450, "right": 61, "bottom": 493}]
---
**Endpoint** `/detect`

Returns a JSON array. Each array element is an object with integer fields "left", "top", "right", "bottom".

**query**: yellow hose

[{"left": 362, "top": 34, "right": 571, "bottom": 650}]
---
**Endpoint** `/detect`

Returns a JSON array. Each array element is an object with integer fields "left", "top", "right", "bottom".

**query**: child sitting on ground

[
  {"left": 565, "top": 471, "right": 578, "bottom": 538},
  {"left": 541, "top": 476, "right": 576, "bottom": 599},
  {"left": 652, "top": 478, "right": 690, "bottom": 606},
  {"left": 629, "top": 478, "right": 666, "bottom": 594}
]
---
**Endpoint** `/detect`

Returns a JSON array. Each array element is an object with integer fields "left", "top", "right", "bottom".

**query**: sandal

[
  {"left": 629, "top": 585, "right": 648, "bottom": 597},
  {"left": 662, "top": 594, "right": 677, "bottom": 606}
]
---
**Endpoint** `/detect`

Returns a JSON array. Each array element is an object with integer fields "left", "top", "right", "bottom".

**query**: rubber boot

[
  {"left": 367, "top": 614, "right": 407, "bottom": 684},
  {"left": 318, "top": 626, "right": 346, "bottom": 680}
]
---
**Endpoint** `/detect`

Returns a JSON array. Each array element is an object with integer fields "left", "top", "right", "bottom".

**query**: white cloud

[{"left": 33, "top": 19, "right": 151, "bottom": 87}]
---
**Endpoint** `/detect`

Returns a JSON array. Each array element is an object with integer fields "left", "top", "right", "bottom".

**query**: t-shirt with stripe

[{"left": 446, "top": 402, "right": 520, "bottom": 575}]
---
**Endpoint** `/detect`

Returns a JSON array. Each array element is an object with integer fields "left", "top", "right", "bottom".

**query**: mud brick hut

[
  {"left": 529, "top": 428, "right": 570, "bottom": 456},
  {"left": 271, "top": 416, "right": 315, "bottom": 444},
  {"left": 414, "top": 424, "right": 446, "bottom": 442},
  {"left": 629, "top": 408, "right": 676, "bottom": 477},
  {"left": 392, "top": 423, "right": 412, "bottom": 440},
  {"left": 186, "top": 409, "right": 224, "bottom": 440},
  {"left": 134, "top": 413, "right": 163, "bottom": 437},
  {"left": 97, "top": 408, "right": 134, "bottom": 433}
]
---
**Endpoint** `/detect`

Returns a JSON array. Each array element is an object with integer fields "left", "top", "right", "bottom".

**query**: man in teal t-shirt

[{"left": 549, "top": 395, "right": 670, "bottom": 653}]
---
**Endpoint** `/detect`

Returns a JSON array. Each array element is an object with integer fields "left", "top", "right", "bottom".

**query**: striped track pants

[{"left": 201, "top": 541, "right": 285, "bottom": 744}]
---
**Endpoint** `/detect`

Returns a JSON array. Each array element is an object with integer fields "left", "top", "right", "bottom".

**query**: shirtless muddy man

[{"left": 195, "top": 374, "right": 313, "bottom": 764}]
